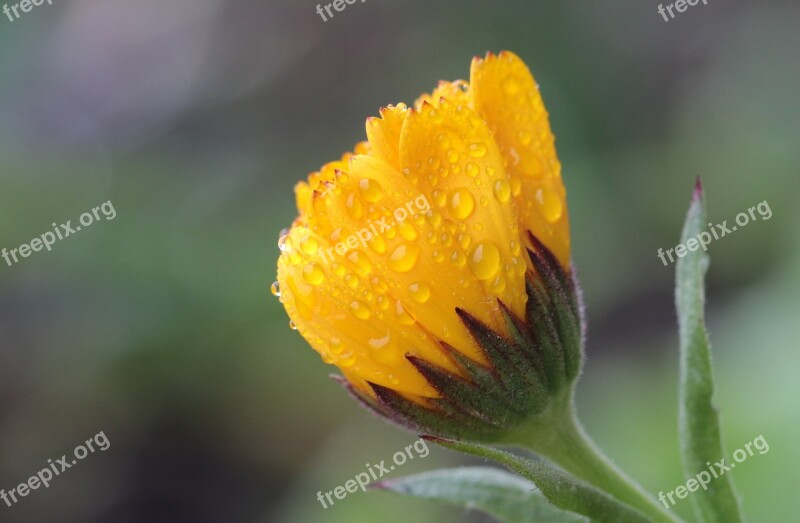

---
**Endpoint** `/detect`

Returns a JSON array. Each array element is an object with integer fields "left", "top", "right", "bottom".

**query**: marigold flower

[{"left": 274, "top": 51, "right": 580, "bottom": 441}]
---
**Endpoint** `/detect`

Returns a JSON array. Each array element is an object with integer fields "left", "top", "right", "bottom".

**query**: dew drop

[
  {"left": 493, "top": 179, "right": 511, "bottom": 202},
  {"left": 369, "top": 332, "right": 391, "bottom": 349},
  {"left": 270, "top": 281, "right": 281, "bottom": 297},
  {"left": 468, "top": 240, "right": 501, "bottom": 280},
  {"left": 465, "top": 162, "right": 480, "bottom": 177},
  {"left": 367, "top": 235, "right": 387, "bottom": 254},
  {"left": 408, "top": 282, "right": 431, "bottom": 303},
  {"left": 344, "top": 273, "right": 359, "bottom": 289},
  {"left": 347, "top": 250, "right": 372, "bottom": 276},
  {"left": 298, "top": 234, "right": 318, "bottom": 255},
  {"left": 427, "top": 155, "right": 441, "bottom": 169},
  {"left": 449, "top": 188, "right": 475, "bottom": 220},
  {"left": 331, "top": 262, "right": 346, "bottom": 277},
  {"left": 302, "top": 263, "right": 325, "bottom": 286},
  {"left": 426, "top": 209, "right": 443, "bottom": 228},
  {"left": 339, "top": 352, "right": 357, "bottom": 367},
  {"left": 450, "top": 250, "right": 466, "bottom": 267},
  {"left": 358, "top": 178, "right": 383, "bottom": 202},
  {"left": 535, "top": 188, "right": 563, "bottom": 222},
  {"left": 370, "top": 275, "right": 388, "bottom": 292},
  {"left": 431, "top": 189, "right": 447, "bottom": 207},
  {"left": 387, "top": 243, "right": 421, "bottom": 273},
  {"left": 440, "top": 232, "right": 453, "bottom": 247},
  {"left": 350, "top": 300, "right": 371, "bottom": 320},
  {"left": 518, "top": 130, "right": 532, "bottom": 146},
  {"left": 289, "top": 320, "right": 297, "bottom": 330},
  {"left": 490, "top": 274, "right": 506, "bottom": 293},
  {"left": 346, "top": 193, "right": 363, "bottom": 219},
  {"left": 446, "top": 149, "right": 460, "bottom": 163},
  {"left": 468, "top": 142, "right": 487, "bottom": 158},
  {"left": 330, "top": 338, "right": 344, "bottom": 355},
  {"left": 457, "top": 232, "right": 471, "bottom": 249}
]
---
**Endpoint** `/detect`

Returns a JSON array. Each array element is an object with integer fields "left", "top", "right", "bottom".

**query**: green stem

[{"left": 504, "top": 392, "right": 684, "bottom": 523}]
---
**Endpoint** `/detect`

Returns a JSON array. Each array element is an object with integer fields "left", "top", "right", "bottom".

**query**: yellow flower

[{"left": 275, "top": 51, "right": 575, "bottom": 438}]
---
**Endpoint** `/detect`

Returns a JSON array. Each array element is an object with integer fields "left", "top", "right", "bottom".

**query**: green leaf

[
  {"left": 675, "top": 180, "right": 744, "bottom": 522},
  {"left": 376, "top": 466, "right": 586, "bottom": 523},
  {"left": 421, "top": 437, "right": 652, "bottom": 523}
]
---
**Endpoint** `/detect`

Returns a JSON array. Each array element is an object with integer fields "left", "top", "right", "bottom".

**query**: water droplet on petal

[
  {"left": 431, "top": 189, "right": 447, "bottom": 207},
  {"left": 397, "top": 220, "right": 418, "bottom": 241},
  {"left": 278, "top": 234, "right": 289, "bottom": 252},
  {"left": 358, "top": 178, "right": 383, "bottom": 202},
  {"left": 270, "top": 281, "right": 281, "bottom": 297},
  {"left": 493, "top": 179, "right": 511, "bottom": 202},
  {"left": 468, "top": 240, "right": 501, "bottom": 280},
  {"left": 367, "top": 235, "right": 387, "bottom": 254},
  {"left": 339, "top": 352, "right": 357, "bottom": 367},
  {"left": 490, "top": 274, "right": 506, "bottom": 293},
  {"left": 347, "top": 250, "right": 372, "bottom": 276},
  {"left": 350, "top": 300, "right": 371, "bottom": 320},
  {"left": 446, "top": 149, "right": 460, "bottom": 163},
  {"left": 449, "top": 188, "right": 475, "bottom": 220},
  {"left": 289, "top": 320, "right": 297, "bottom": 330},
  {"left": 468, "top": 142, "right": 487, "bottom": 158},
  {"left": 346, "top": 193, "right": 364, "bottom": 219},
  {"left": 450, "top": 250, "right": 466, "bottom": 267},
  {"left": 330, "top": 338, "right": 344, "bottom": 355},
  {"left": 388, "top": 243, "right": 421, "bottom": 273},
  {"left": 369, "top": 332, "right": 391, "bottom": 349},
  {"left": 408, "top": 282, "right": 431, "bottom": 303},
  {"left": 302, "top": 263, "right": 325, "bottom": 286},
  {"left": 344, "top": 273, "right": 360, "bottom": 289},
  {"left": 535, "top": 188, "right": 563, "bottom": 222}
]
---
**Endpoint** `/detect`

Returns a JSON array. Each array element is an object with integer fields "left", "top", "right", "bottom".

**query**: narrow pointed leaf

[
  {"left": 423, "top": 437, "right": 651, "bottom": 523},
  {"left": 675, "top": 180, "right": 744, "bottom": 522},
  {"left": 376, "top": 466, "right": 586, "bottom": 523}
]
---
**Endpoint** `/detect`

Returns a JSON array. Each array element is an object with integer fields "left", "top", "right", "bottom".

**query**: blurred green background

[{"left": 1, "top": 1, "right": 798, "bottom": 522}]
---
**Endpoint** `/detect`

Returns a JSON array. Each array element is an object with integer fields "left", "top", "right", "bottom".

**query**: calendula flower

[
  {"left": 274, "top": 50, "right": 579, "bottom": 442},
  {"left": 272, "top": 52, "right": 694, "bottom": 523}
]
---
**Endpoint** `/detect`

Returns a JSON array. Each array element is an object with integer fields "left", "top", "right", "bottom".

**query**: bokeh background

[{"left": 1, "top": 1, "right": 798, "bottom": 522}]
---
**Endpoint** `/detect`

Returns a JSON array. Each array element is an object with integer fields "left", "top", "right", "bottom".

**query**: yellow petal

[
  {"left": 398, "top": 98, "right": 527, "bottom": 336},
  {"left": 365, "top": 104, "right": 408, "bottom": 170},
  {"left": 470, "top": 51, "right": 570, "bottom": 267},
  {"left": 414, "top": 79, "right": 470, "bottom": 109}
]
